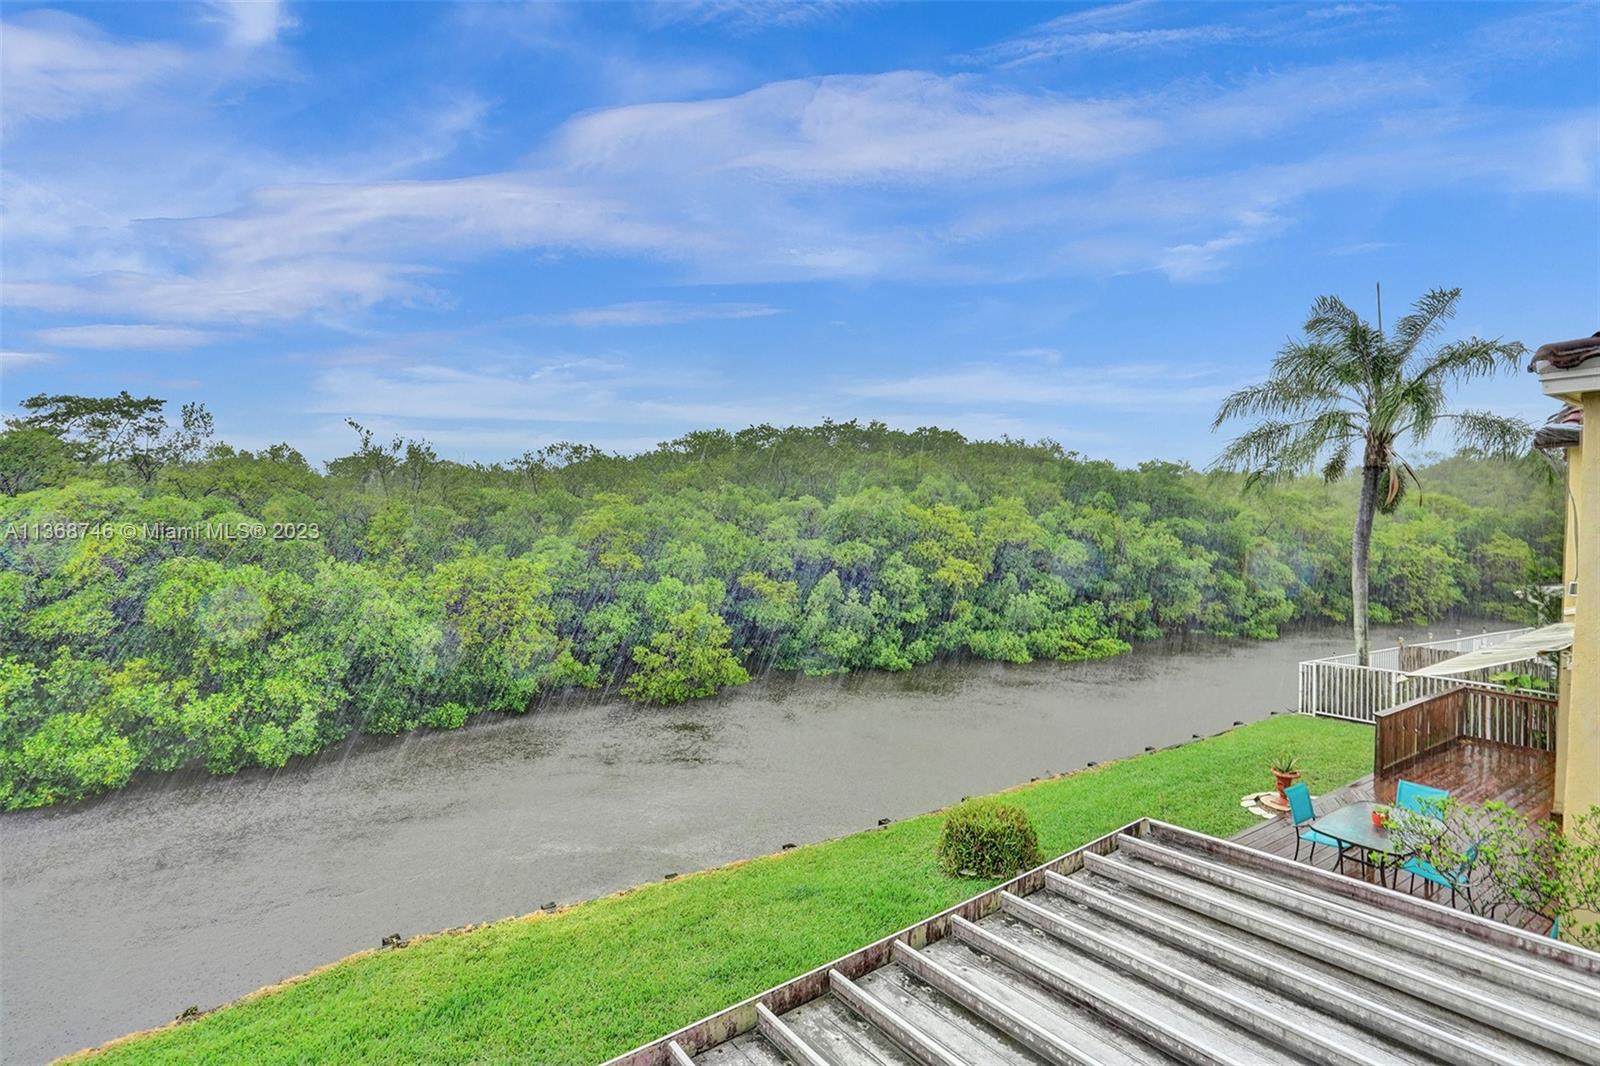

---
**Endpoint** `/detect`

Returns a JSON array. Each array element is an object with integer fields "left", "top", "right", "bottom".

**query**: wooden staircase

[{"left": 621, "top": 822, "right": 1600, "bottom": 1066}]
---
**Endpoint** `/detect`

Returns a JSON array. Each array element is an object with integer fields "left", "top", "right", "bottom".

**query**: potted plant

[
  {"left": 1370, "top": 804, "right": 1389, "bottom": 829},
  {"left": 1270, "top": 753, "right": 1301, "bottom": 802}
]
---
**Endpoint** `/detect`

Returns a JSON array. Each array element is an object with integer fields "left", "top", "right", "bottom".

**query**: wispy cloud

[
  {"left": 311, "top": 361, "right": 625, "bottom": 422},
  {"left": 306, "top": 357, "right": 816, "bottom": 437},
  {"left": 5, "top": 175, "right": 708, "bottom": 322},
  {"left": 642, "top": 0, "right": 861, "bottom": 31},
  {"left": 0, "top": 350, "right": 57, "bottom": 369},
  {"left": 534, "top": 301, "right": 784, "bottom": 327},
  {"left": 844, "top": 361, "right": 1234, "bottom": 410},
  {"left": 2, "top": 3, "right": 293, "bottom": 139},
  {"left": 0, "top": 11, "right": 185, "bottom": 134},
  {"left": 1007, "top": 346, "right": 1063, "bottom": 363},
  {"left": 969, "top": 2, "right": 1245, "bottom": 66},
  {"left": 2, "top": 4, "right": 1593, "bottom": 332},
  {"left": 980, "top": 24, "right": 1242, "bottom": 66},
  {"left": 970, "top": 0, "right": 1413, "bottom": 68},
  {"left": 201, "top": 0, "right": 297, "bottom": 48},
  {"left": 1329, "top": 240, "right": 1394, "bottom": 256},
  {"left": 553, "top": 72, "right": 1162, "bottom": 184},
  {"left": 31, "top": 324, "right": 227, "bottom": 349},
  {"left": 1305, "top": 4, "right": 1399, "bottom": 21}
]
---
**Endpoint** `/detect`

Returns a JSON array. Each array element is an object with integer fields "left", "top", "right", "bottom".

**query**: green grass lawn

[{"left": 81, "top": 715, "right": 1370, "bottom": 1065}]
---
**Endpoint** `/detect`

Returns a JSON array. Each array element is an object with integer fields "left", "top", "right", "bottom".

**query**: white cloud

[
  {"left": 1329, "top": 240, "right": 1394, "bottom": 256},
  {"left": 185, "top": 177, "right": 699, "bottom": 265},
  {"left": 1007, "top": 347, "right": 1063, "bottom": 363},
  {"left": 1305, "top": 4, "right": 1398, "bottom": 21},
  {"left": 642, "top": 0, "right": 859, "bottom": 31},
  {"left": 535, "top": 301, "right": 784, "bottom": 327},
  {"left": 0, "top": 350, "right": 57, "bottom": 368},
  {"left": 843, "top": 362, "right": 1234, "bottom": 410},
  {"left": 303, "top": 357, "right": 831, "bottom": 444},
  {"left": 310, "top": 361, "right": 627, "bottom": 422},
  {"left": 0, "top": 11, "right": 185, "bottom": 134},
  {"left": 295, "top": 357, "right": 1133, "bottom": 463},
  {"left": 552, "top": 72, "right": 1162, "bottom": 184},
  {"left": 1154, "top": 229, "right": 1264, "bottom": 282},
  {"left": 31, "top": 324, "right": 227, "bottom": 349},
  {"left": 202, "top": 1, "right": 297, "bottom": 48},
  {"left": 3, "top": 261, "right": 431, "bottom": 323},
  {"left": 2, "top": 9, "right": 1593, "bottom": 328},
  {"left": 0, "top": 4, "right": 295, "bottom": 139},
  {"left": 970, "top": 1, "right": 1406, "bottom": 67},
  {"left": 4, "top": 176, "right": 710, "bottom": 322},
  {"left": 981, "top": 24, "right": 1242, "bottom": 66},
  {"left": 969, "top": 1, "right": 1245, "bottom": 66}
]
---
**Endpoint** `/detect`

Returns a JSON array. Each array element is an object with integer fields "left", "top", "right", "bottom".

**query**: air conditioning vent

[{"left": 1571, "top": 580, "right": 1580, "bottom": 597}]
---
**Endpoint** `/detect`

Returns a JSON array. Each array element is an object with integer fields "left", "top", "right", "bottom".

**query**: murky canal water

[{"left": 0, "top": 620, "right": 1500, "bottom": 1063}]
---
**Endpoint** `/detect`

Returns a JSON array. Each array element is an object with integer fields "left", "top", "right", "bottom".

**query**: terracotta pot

[{"left": 1272, "top": 769, "right": 1300, "bottom": 802}]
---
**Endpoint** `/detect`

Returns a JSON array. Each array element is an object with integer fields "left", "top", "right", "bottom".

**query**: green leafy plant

[
  {"left": 1269, "top": 753, "right": 1300, "bottom": 775},
  {"left": 935, "top": 798, "right": 1042, "bottom": 879},
  {"left": 1486, "top": 670, "right": 1553, "bottom": 694},
  {"left": 0, "top": 402, "right": 1563, "bottom": 809},
  {"left": 620, "top": 601, "right": 749, "bottom": 706},
  {"left": 1389, "top": 799, "right": 1600, "bottom": 948}
]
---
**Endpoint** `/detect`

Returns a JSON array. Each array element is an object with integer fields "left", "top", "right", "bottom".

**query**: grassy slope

[{"left": 83, "top": 715, "right": 1370, "bottom": 1065}]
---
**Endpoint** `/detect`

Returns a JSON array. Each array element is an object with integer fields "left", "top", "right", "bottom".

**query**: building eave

[{"left": 1539, "top": 363, "right": 1600, "bottom": 403}]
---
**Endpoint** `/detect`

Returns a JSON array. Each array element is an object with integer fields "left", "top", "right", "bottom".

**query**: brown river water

[{"left": 0, "top": 620, "right": 1499, "bottom": 1063}]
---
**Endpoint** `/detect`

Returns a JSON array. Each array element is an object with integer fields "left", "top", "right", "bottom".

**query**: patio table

[{"left": 1311, "top": 801, "right": 1436, "bottom": 888}]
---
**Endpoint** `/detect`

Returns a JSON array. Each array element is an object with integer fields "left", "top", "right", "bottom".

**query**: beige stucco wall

[
  {"left": 1553, "top": 426, "right": 1582, "bottom": 816},
  {"left": 1557, "top": 392, "right": 1599, "bottom": 822}
]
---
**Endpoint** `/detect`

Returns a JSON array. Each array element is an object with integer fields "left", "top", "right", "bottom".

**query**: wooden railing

[
  {"left": 1374, "top": 687, "right": 1559, "bottom": 776},
  {"left": 1398, "top": 642, "right": 1472, "bottom": 673}
]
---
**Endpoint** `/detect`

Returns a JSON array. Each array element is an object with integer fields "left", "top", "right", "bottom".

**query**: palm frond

[
  {"left": 1413, "top": 336, "right": 1528, "bottom": 387},
  {"left": 1320, "top": 440, "right": 1351, "bottom": 482},
  {"left": 1304, "top": 295, "right": 1362, "bottom": 342},
  {"left": 1211, "top": 349, "right": 1353, "bottom": 428},
  {"left": 1441, "top": 409, "right": 1533, "bottom": 459},
  {"left": 1391, "top": 287, "right": 1460, "bottom": 359},
  {"left": 1389, "top": 376, "right": 1446, "bottom": 445},
  {"left": 1209, "top": 411, "right": 1359, "bottom": 482}
]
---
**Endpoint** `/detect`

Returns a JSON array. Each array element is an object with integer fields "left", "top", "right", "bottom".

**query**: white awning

[{"left": 1407, "top": 623, "right": 1574, "bottom": 677}]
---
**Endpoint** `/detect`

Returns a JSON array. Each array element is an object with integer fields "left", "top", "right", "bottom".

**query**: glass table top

[{"left": 1313, "top": 800, "right": 1407, "bottom": 854}]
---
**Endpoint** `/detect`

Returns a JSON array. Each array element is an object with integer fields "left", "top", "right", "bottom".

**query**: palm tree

[{"left": 1211, "top": 287, "right": 1528, "bottom": 665}]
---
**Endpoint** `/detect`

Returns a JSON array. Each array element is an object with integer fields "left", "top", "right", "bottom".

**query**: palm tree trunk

[{"left": 1351, "top": 464, "right": 1382, "bottom": 666}]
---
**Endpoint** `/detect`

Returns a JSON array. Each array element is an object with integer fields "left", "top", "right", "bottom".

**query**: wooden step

[
  {"left": 1043, "top": 871, "right": 1533, "bottom": 1066},
  {"left": 1081, "top": 849, "right": 1600, "bottom": 1062},
  {"left": 998, "top": 890, "right": 1402, "bottom": 1066}
]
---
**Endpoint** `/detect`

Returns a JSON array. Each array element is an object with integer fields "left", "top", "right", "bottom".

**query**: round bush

[{"left": 936, "top": 798, "right": 1042, "bottom": 878}]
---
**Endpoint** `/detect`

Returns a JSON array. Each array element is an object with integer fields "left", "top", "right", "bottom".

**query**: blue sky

[{"left": 1, "top": 1, "right": 1596, "bottom": 467}]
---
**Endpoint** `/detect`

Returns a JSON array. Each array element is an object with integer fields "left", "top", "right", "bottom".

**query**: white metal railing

[
  {"left": 1306, "top": 628, "right": 1532, "bottom": 670},
  {"left": 1297, "top": 628, "right": 1555, "bottom": 721}
]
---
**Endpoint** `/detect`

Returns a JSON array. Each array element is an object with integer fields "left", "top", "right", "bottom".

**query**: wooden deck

[{"left": 1232, "top": 738, "right": 1557, "bottom": 884}]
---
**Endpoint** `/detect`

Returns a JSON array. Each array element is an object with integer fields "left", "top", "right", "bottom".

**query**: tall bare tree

[{"left": 1211, "top": 287, "right": 1527, "bottom": 664}]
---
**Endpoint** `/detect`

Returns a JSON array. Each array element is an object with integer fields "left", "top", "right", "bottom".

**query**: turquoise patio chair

[
  {"left": 1286, "top": 782, "right": 1344, "bottom": 871},
  {"left": 1396, "top": 779, "right": 1450, "bottom": 817},
  {"left": 1402, "top": 842, "right": 1478, "bottom": 909}
]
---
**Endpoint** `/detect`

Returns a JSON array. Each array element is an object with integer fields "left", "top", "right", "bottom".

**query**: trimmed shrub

[{"left": 936, "top": 798, "right": 1042, "bottom": 878}]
